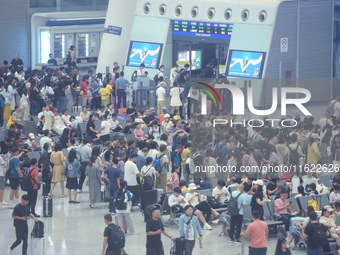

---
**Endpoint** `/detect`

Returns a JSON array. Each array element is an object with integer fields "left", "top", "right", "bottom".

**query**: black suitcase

[
  {"left": 43, "top": 195, "right": 53, "bottom": 217},
  {"left": 31, "top": 220, "right": 44, "bottom": 238},
  {"left": 141, "top": 189, "right": 157, "bottom": 211}
]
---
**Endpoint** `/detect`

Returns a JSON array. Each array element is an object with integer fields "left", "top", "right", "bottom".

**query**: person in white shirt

[
  {"left": 40, "top": 130, "right": 53, "bottom": 153},
  {"left": 170, "top": 64, "right": 179, "bottom": 86},
  {"left": 109, "top": 113, "right": 123, "bottom": 132},
  {"left": 161, "top": 114, "right": 173, "bottom": 134},
  {"left": 43, "top": 105, "right": 54, "bottom": 131},
  {"left": 99, "top": 114, "right": 111, "bottom": 142},
  {"left": 212, "top": 180, "right": 229, "bottom": 204},
  {"left": 149, "top": 120, "right": 162, "bottom": 142},
  {"left": 318, "top": 111, "right": 334, "bottom": 129},
  {"left": 156, "top": 78, "right": 166, "bottom": 115},
  {"left": 80, "top": 106, "right": 91, "bottom": 122},
  {"left": 124, "top": 154, "right": 144, "bottom": 207},
  {"left": 136, "top": 63, "right": 145, "bottom": 77},
  {"left": 61, "top": 109, "right": 71, "bottom": 126},
  {"left": 147, "top": 141, "right": 159, "bottom": 160}
]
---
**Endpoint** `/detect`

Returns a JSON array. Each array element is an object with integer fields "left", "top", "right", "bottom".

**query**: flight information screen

[{"left": 172, "top": 20, "right": 233, "bottom": 40}]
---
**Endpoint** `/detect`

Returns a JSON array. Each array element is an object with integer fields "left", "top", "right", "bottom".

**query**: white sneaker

[
  {"left": 203, "top": 223, "right": 212, "bottom": 230},
  {"left": 7, "top": 246, "right": 12, "bottom": 255},
  {"left": 8, "top": 203, "right": 14, "bottom": 209},
  {"left": 337, "top": 248, "right": 340, "bottom": 255},
  {"left": 1, "top": 201, "right": 9, "bottom": 205}
]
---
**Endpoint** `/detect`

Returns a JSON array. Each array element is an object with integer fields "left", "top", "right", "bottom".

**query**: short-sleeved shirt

[
  {"left": 101, "top": 120, "right": 111, "bottom": 136},
  {"left": 245, "top": 220, "right": 268, "bottom": 248},
  {"left": 146, "top": 218, "right": 164, "bottom": 249},
  {"left": 156, "top": 87, "right": 166, "bottom": 101},
  {"left": 274, "top": 198, "right": 289, "bottom": 215},
  {"left": 250, "top": 190, "right": 264, "bottom": 212},
  {"left": 267, "top": 182, "right": 277, "bottom": 196},
  {"left": 104, "top": 167, "right": 120, "bottom": 191},
  {"left": 87, "top": 121, "right": 96, "bottom": 138},
  {"left": 103, "top": 224, "right": 121, "bottom": 252},
  {"left": 13, "top": 203, "right": 27, "bottom": 227},
  {"left": 28, "top": 167, "right": 39, "bottom": 190},
  {"left": 10, "top": 156, "right": 20, "bottom": 178},
  {"left": 243, "top": 182, "right": 252, "bottom": 193},
  {"left": 124, "top": 161, "right": 139, "bottom": 186},
  {"left": 231, "top": 190, "right": 246, "bottom": 215},
  {"left": 100, "top": 87, "right": 109, "bottom": 100},
  {"left": 116, "top": 77, "right": 129, "bottom": 90},
  {"left": 304, "top": 223, "right": 328, "bottom": 249}
]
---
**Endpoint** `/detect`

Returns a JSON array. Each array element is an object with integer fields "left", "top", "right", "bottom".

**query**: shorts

[
  {"left": 0, "top": 176, "right": 5, "bottom": 190},
  {"left": 10, "top": 178, "right": 20, "bottom": 190}
]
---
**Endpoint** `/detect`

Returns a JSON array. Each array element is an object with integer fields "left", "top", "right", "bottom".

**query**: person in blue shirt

[
  {"left": 179, "top": 205, "right": 203, "bottom": 255},
  {"left": 104, "top": 158, "right": 121, "bottom": 214},
  {"left": 91, "top": 79, "right": 101, "bottom": 110},
  {"left": 170, "top": 120, "right": 189, "bottom": 151},
  {"left": 9, "top": 147, "right": 23, "bottom": 209},
  {"left": 116, "top": 71, "right": 130, "bottom": 108}
]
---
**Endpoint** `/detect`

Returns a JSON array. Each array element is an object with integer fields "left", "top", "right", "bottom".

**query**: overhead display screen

[
  {"left": 172, "top": 20, "right": 233, "bottom": 40},
  {"left": 126, "top": 41, "right": 163, "bottom": 69},
  {"left": 226, "top": 50, "right": 266, "bottom": 79}
]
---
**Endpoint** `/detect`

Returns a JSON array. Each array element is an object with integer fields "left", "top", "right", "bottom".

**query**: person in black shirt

[
  {"left": 274, "top": 236, "right": 292, "bottom": 255},
  {"left": 250, "top": 180, "right": 266, "bottom": 220},
  {"left": 303, "top": 211, "right": 329, "bottom": 255},
  {"left": 87, "top": 114, "right": 99, "bottom": 141},
  {"left": 126, "top": 103, "right": 137, "bottom": 121},
  {"left": 10, "top": 53, "right": 24, "bottom": 73},
  {"left": 8, "top": 194, "right": 38, "bottom": 255},
  {"left": 146, "top": 207, "right": 174, "bottom": 255},
  {"left": 102, "top": 213, "right": 126, "bottom": 255},
  {"left": 242, "top": 178, "right": 254, "bottom": 194},
  {"left": 47, "top": 53, "right": 57, "bottom": 66},
  {"left": 267, "top": 178, "right": 278, "bottom": 198},
  {"left": 143, "top": 109, "right": 156, "bottom": 126}
]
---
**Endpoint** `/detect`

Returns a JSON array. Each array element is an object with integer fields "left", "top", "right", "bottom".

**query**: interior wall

[{"left": 0, "top": 0, "right": 29, "bottom": 68}]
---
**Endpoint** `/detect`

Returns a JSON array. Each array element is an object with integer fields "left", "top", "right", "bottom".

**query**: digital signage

[
  {"left": 126, "top": 41, "right": 163, "bottom": 69},
  {"left": 172, "top": 20, "right": 233, "bottom": 40},
  {"left": 226, "top": 50, "right": 266, "bottom": 79}
]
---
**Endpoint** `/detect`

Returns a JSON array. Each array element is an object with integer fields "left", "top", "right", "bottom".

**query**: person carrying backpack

[
  {"left": 303, "top": 211, "right": 329, "bottom": 255},
  {"left": 155, "top": 145, "right": 170, "bottom": 192},
  {"left": 286, "top": 134, "right": 304, "bottom": 168},
  {"left": 102, "top": 213, "right": 127, "bottom": 255},
  {"left": 115, "top": 180, "right": 137, "bottom": 235},
  {"left": 228, "top": 184, "right": 246, "bottom": 243}
]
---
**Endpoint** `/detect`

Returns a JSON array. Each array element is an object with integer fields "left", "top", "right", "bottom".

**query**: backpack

[
  {"left": 114, "top": 190, "right": 131, "bottom": 210},
  {"left": 153, "top": 154, "right": 165, "bottom": 173},
  {"left": 288, "top": 145, "right": 300, "bottom": 166},
  {"left": 312, "top": 223, "right": 327, "bottom": 247},
  {"left": 21, "top": 167, "right": 36, "bottom": 192},
  {"left": 108, "top": 224, "right": 125, "bottom": 249},
  {"left": 31, "top": 220, "right": 44, "bottom": 238},
  {"left": 142, "top": 167, "right": 154, "bottom": 190},
  {"left": 153, "top": 73, "right": 159, "bottom": 85},
  {"left": 227, "top": 192, "right": 242, "bottom": 216},
  {"left": 307, "top": 199, "right": 319, "bottom": 211}
]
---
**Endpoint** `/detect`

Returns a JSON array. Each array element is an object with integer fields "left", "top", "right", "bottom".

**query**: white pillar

[{"left": 96, "top": 0, "right": 138, "bottom": 73}]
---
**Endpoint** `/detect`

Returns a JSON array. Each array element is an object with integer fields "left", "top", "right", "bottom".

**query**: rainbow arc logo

[{"left": 195, "top": 82, "right": 223, "bottom": 115}]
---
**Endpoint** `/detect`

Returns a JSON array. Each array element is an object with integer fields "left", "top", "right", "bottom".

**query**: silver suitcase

[{"left": 31, "top": 237, "right": 45, "bottom": 255}]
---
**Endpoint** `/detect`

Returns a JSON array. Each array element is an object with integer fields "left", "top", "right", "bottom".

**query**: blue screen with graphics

[
  {"left": 226, "top": 50, "right": 266, "bottom": 79},
  {"left": 126, "top": 41, "right": 163, "bottom": 69}
]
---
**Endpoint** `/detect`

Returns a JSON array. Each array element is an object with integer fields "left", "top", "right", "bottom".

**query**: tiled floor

[{"left": 0, "top": 185, "right": 307, "bottom": 255}]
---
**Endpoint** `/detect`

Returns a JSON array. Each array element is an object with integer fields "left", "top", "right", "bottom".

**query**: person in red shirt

[
  {"left": 241, "top": 210, "right": 269, "bottom": 255},
  {"left": 26, "top": 158, "right": 45, "bottom": 217}
]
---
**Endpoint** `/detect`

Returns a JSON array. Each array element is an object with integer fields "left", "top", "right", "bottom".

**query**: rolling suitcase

[
  {"left": 31, "top": 220, "right": 45, "bottom": 255},
  {"left": 43, "top": 195, "right": 53, "bottom": 217},
  {"left": 141, "top": 189, "right": 157, "bottom": 211},
  {"left": 170, "top": 238, "right": 185, "bottom": 255}
]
